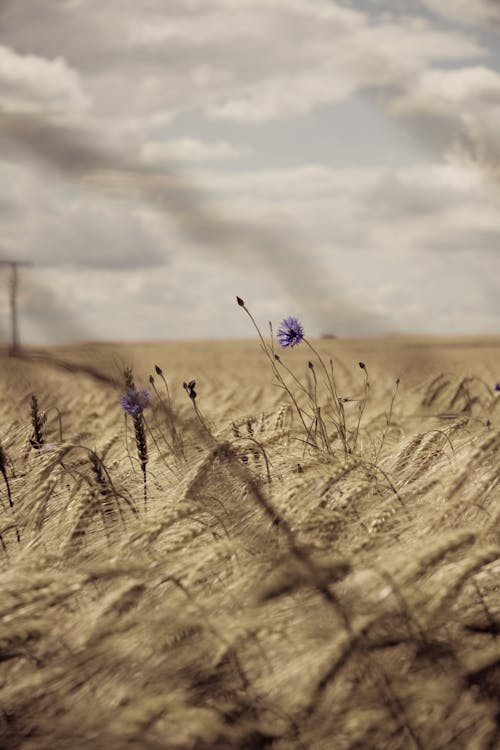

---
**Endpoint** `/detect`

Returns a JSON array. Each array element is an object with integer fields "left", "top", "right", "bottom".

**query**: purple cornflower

[
  {"left": 277, "top": 317, "right": 304, "bottom": 348},
  {"left": 495, "top": 383, "right": 500, "bottom": 392},
  {"left": 120, "top": 388, "right": 150, "bottom": 417}
]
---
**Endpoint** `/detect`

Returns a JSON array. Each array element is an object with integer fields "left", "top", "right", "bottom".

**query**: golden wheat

[{"left": 0, "top": 337, "right": 499, "bottom": 749}]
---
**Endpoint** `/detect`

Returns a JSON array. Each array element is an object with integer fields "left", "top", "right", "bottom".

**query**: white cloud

[
  {"left": 0, "top": 44, "right": 90, "bottom": 116},
  {"left": 204, "top": 16, "right": 484, "bottom": 123},
  {"left": 0, "top": 2, "right": 485, "bottom": 124},
  {"left": 392, "top": 66, "right": 500, "bottom": 115}
]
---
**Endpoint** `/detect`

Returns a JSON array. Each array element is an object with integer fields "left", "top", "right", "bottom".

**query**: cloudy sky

[{"left": 1, "top": 0, "right": 500, "bottom": 344}]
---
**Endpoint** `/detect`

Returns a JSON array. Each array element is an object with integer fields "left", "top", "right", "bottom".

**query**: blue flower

[
  {"left": 277, "top": 317, "right": 304, "bottom": 348},
  {"left": 120, "top": 388, "right": 150, "bottom": 417},
  {"left": 495, "top": 383, "right": 500, "bottom": 392}
]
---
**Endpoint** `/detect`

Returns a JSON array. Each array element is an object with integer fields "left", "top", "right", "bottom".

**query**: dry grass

[{"left": 0, "top": 335, "right": 499, "bottom": 749}]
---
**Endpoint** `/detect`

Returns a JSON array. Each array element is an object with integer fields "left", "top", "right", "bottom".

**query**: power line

[{"left": 0, "top": 260, "right": 32, "bottom": 355}]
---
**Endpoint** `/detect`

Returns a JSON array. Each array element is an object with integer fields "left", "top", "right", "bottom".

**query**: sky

[{"left": 1, "top": 0, "right": 500, "bottom": 344}]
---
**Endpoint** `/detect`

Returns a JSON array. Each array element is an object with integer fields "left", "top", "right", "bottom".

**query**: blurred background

[{"left": 1, "top": 0, "right": 500, "bottom": 346}]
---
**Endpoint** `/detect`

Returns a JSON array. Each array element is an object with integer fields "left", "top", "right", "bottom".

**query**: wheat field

[{"left": 0, "top": 334, "right": 499, "bottom": 749}]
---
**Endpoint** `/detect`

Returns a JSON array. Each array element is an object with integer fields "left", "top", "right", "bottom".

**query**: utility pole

[{"left": 0, "top": 260, "right": 32, "bottom": 355}]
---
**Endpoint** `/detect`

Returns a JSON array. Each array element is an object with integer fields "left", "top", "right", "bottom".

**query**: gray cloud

[
  {"left": 0, "top": 195, "right": 21, "bottom": 218},
  {"left": 363, "top": 171, "right": 457, "bottom": 219},
  {"left": 427, "top": 227, "right": 500, "bottom": 255},
  {"left": 0, "top": 114, "right": 115, "bottom": 175},
  {"left": 0, "top": 117, "right": 168, "bottom": 270},
  {"left": 420, "top": 0, "right": 500, "bottom": 26},
  {"left": 0, "top": 103, "right": 373, "bottom": 332},
  {"left": 19, "top": 201, "right": 168, "bottom": 270},
  {"left": 0, "top": 262, "right": 93, "bottom": 345}
]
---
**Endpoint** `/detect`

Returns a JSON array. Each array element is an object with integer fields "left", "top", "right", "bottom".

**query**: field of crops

[{"left": 0, "top": 333, "right": 499, "bottom": 749}]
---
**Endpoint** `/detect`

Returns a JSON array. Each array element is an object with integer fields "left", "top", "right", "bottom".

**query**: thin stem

[
  {"left": 305, "top": 340, "right": 338, "bottom": 403},
  {"left": 374, "top": 378, "right": 399, "bottom": 465},
  {"left": 143, "top": 416, "right": 178, "bottom": 477},
  {"left": 149, "top": 380, "right": 175, "bottom": 453},
  {"left": 352, "top": 365, "right": 369, "bottom": 453},
  {"left": 275, "top": 356, "right": 310, "bottom": 399},
  {"left": 304, "top": 339, "right": 347, "bottom": 453},
  {"left": 0, "top": 462, "right": 20, "bottom": 544},
  {"left": 241, "top": 304, "right": 316, "bottom": 445},
  {"left": 142, "top": 466, "right": 147, "bottom": 511},
  {"left": 241, "top": 304, "right": 275, "bottom": 368},
  {"left": 191, "top": 399, "right": 217, "bottom": 445}
]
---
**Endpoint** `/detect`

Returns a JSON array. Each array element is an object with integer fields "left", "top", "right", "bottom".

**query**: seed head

[
  {"left": 155, "top": 365, "right": 163, "bottom": 376},
  {"left": 183, "top": 379, "right": 197, "bottom": 400},
  {"left": 236, "top": 296, "right": 245, "bottom": 307}
]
